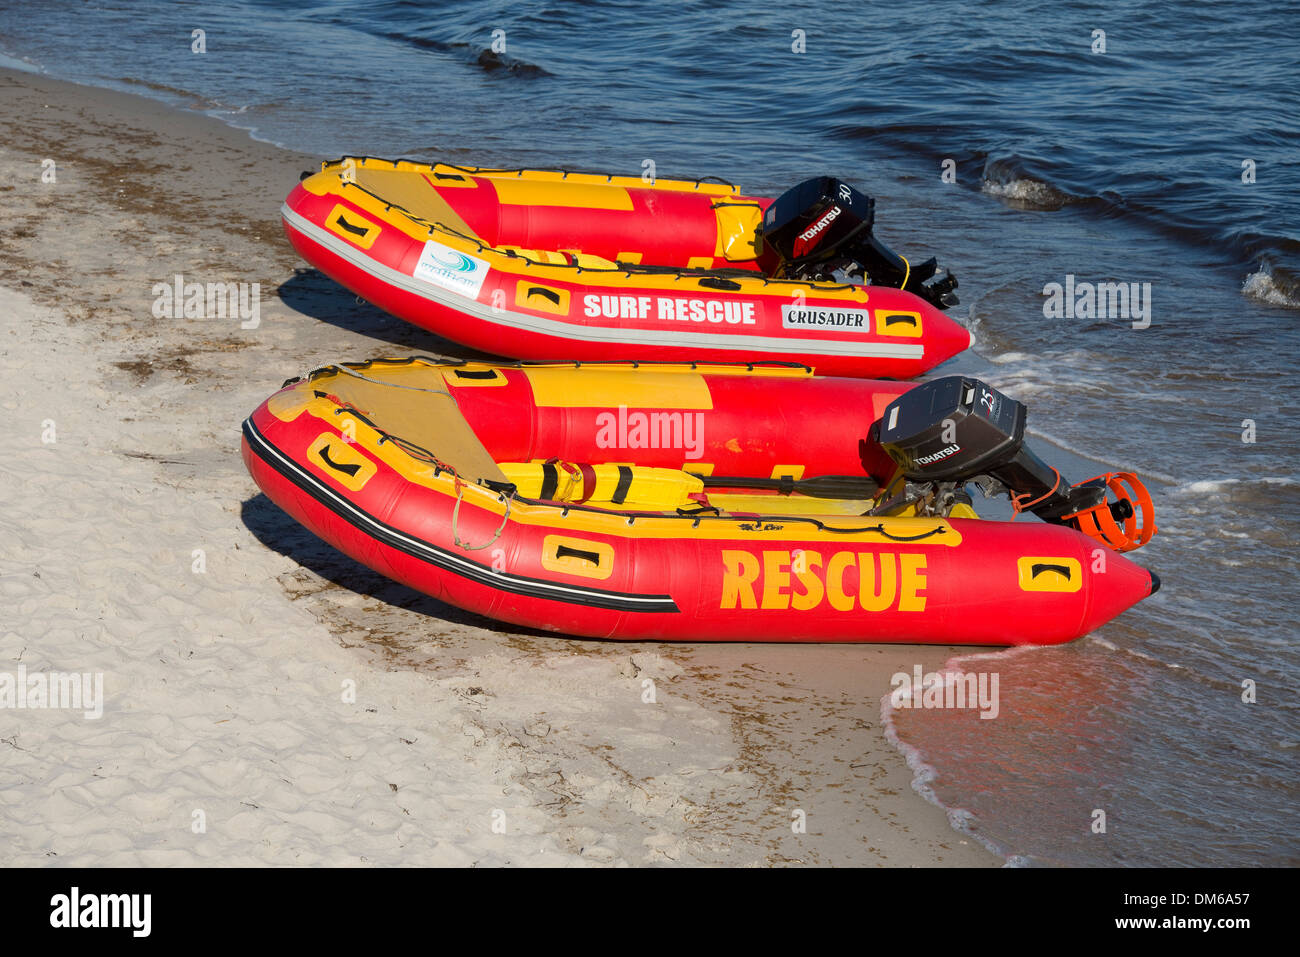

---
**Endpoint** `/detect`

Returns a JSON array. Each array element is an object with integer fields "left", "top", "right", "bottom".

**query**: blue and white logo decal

[{"left": 413, "top": 239, "right": 490, "bottom": 298}]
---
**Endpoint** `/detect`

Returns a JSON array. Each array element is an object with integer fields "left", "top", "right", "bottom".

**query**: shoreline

[{"left": 0, "top": 65, "right": 997, "bottom": 866}]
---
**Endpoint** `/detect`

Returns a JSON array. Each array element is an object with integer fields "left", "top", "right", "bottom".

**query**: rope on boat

[
  {"left": 327, "top": 362, "right": 456, "bottom": 397},
  {"left": 451, "top": 477, "right": 513, "bottom": 551}
]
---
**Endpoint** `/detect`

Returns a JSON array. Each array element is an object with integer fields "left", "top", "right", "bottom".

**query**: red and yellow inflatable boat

[
  {"left": 241, "top": 360, "right": 1158, "bottom": 645},
  {"left": 282, "top": 159, "right": 971, "bottom": 378}
]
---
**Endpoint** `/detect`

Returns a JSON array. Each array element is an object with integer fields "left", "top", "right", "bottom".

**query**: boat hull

[
  {"left": 242, "top": 362, "right": 1156, "bottom": 645},
  {"left": 281, "top": 159, "right": 972, "bottom": 379}
]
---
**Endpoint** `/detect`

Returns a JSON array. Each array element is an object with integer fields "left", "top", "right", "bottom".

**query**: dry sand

[{"left": 0, "top": 66, "right": 997, "bottom": 866}]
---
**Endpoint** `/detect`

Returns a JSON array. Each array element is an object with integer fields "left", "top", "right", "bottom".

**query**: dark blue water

[{"left": 3, "top": 0, "right": 1296, "bottom": 866}]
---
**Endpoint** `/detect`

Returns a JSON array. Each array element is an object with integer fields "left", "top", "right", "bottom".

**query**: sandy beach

[{"left": 0, "top": 66, "right": 996, "bottom": 866}]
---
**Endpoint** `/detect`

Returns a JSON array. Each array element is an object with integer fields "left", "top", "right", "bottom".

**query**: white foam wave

[
  {"left": 879, "top": 690, "right": 1015, "bottom": 866},
  {"left": 0, "top": 50, "right": 43, "bottom": 74},
  {"left": 980, "top": 177, "right": 1069, "bottom": 209},
  {"left": 1086, "top": 633, "right": 1186, "bottom": 670},
  {"left": 1174, "top": 476, "right": 1299, "bottom": 496},
  {"left": 941, "top": 643, "right": 1044, "bottom": 670},
  {"left": 1025, "top": 426, "right": 1181, "bottom": 485},
  {"left": 1242, "top": 268, "right": 1300, "bottom": 309}
]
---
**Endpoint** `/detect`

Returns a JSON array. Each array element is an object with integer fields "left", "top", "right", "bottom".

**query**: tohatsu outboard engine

[
  {"left": 759, "top": 176, "right": 959, "bottom": 309},
  {"left": 870, "top": 376, "right": 1156, "bottom": 551}
]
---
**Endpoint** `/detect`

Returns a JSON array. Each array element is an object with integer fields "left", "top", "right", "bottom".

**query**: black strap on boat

[
  {"left": 693, "top": 473, "right": 881, "bottom": 500},
  {"left": 539, "top": 462, "right": 560, "bottom": 501},
  {"left": 611, "top": 466, "right": 633, "bottom": 505}
]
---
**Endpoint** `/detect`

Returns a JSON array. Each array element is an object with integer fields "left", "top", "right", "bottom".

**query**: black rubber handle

[
  {"left": 334, "top": 214, "right": 370, "bottom": 237},
  {"left": 318, "top": 444, "right": 361, "bottom": 476},
  {"left": 555, "top": 544, "right": 601, "bottom": 566},
  {"left": 527, "top": 286, "right": 562, "bottom": 305},
  {"left": 697, "top": 276, "right": 742, "bottom": 291}
]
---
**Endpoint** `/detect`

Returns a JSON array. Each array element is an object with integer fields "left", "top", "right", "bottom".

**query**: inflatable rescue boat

[
  {"left": 242, "top": 360, "right": 1158, "bottom": 645},
  {"left": 282, "top": 159, "right": 970, "bottom": 378}
]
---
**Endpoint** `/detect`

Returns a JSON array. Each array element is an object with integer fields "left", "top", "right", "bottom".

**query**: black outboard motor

[
  {"left": 871, "top": 376, "right": 1115, "bottom": 522},
  {"left": 759, "top": 176, "right": 959, "bottom": 309}
]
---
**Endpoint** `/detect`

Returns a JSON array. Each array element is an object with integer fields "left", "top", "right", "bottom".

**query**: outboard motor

[
  {"left": 759, "top": 176, "right": 959, "bottom": 309},
  {"left": 870, "top": 376, "right": 1156, "bottom": 551}
]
